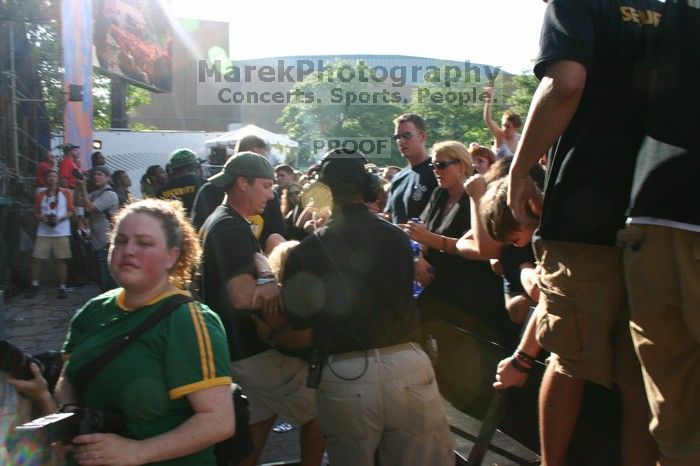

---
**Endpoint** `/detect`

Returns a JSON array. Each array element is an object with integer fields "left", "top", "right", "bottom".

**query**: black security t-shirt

[
  {"left": 200, "top": 205, "right": 268, "bottom": 361},
  {"left": 385, "top": 159, "right": 437, "bottom": 224},
  {"left": 157, "top": 173, "right": 204, "bottom": 216},
  {"left": 420, "top": 188, "right": 506, "bottom": 330},
  {"left": 534, "top": 0, "right": 663, "bottom": 245},
  {"left": 284, "top": 204, "right": 421, "bottom": 354},
  {"left": 191, "top": 182, "right": 224, "bottom": 230},
  {"left": 628, "top": 1, "right": 700, "bottom": 226}
]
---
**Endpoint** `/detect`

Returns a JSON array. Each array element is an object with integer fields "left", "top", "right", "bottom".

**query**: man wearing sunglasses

[{"left": 384, "top": 113, "right": 437, "bottom": 224}]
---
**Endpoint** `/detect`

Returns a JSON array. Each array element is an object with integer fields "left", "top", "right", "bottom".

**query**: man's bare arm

[{"left": 508, "top": 60, "right": 586, "bottom": 223}]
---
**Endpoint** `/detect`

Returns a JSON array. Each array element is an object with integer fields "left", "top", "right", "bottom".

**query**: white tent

[{"left": 204, "top": 124, "right": 299, "bottom": 149}]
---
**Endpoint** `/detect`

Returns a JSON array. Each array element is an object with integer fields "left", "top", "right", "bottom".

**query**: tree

[
  {"left": 507, "top": 73, "right": 539, "bottom": 120},
  {"left": 279, "top": 62, "right": 538, "bottom": 167},
  {"left": 278, "top": 60, "right": 407, "bottom": 168},
  {"left": 14, "top": 1, "right": 154, "bottom": 132},
  {"left": 406, "top": 64, "right": 510, "bottom": 148},
  {"left": 406, "top": 67, "right": 539, "bottom": 151}
]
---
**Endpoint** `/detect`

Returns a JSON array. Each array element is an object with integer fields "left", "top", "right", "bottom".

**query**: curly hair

[{"left": 111, "top": 198, "right": 201, "bottom": 288}]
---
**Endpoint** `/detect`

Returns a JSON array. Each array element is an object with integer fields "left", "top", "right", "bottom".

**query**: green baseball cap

[
  {"left": 169, "top": 148, "right": 199, "bottom": 170},
  {"left": 208, "top": 151, "right": 274, "bottom": 188}
]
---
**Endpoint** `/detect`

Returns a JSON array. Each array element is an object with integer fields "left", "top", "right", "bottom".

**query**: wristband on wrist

[
  {"left": 515, "top": 350, "right": 536, "bottom": 366},
  {"left": 256, "top": 277, "right": 277, "bottom": 286},
  {"left": 511, "top": 356, "right": 532, "bottom": 374}
]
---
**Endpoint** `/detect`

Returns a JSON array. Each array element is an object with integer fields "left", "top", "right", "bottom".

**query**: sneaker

[
  {"left": 58, "top": 288, "right": 67, "bottom": 299},
  {"left": 26, "top": 284, "right": 39, "bottom": 298}
]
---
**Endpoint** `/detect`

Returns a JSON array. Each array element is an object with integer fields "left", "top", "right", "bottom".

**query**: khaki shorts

[
  {"left": 533, "top": 238, "right": 641, "bottom": 388},
  {"left": 621, "top": 224, "right": 700, "bottom": 460},
  {"left": 33, "top": 236, "right": 72, "bottom": 260},
  {"left": 230, "top": 349, "right": 317, "bottom": 426},
  {"left": 317, "top": 343, "right": 454, "bottom": 466}
]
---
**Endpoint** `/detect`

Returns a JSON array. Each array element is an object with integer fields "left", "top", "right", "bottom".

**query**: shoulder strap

[{"left": 73, "top": 294, "right": 194, "bottom": 398}]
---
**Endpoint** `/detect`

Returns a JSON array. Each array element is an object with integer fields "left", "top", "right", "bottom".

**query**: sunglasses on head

[
  {"left": 430, "top": 160, "right": 459, "bottom": 170},
  {"left": 393, "top": 131, "right": 417, "bottom": 140}
]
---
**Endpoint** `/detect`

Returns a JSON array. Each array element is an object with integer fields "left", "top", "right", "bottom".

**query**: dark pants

[{"left": 94, "top": 247, "right": 117, "bottom": 292}]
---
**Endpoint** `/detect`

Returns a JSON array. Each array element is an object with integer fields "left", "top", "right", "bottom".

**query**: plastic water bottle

[{"left": 411, "top": 240, "right": 424, "bottom": 298}]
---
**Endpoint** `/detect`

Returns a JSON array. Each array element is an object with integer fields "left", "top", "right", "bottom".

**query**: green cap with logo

[
  {"left": 208, "top": 151, "right": 274, "bottom": 188},
  {"left": 169, "top": 148, "right": 199, "bottom": 170}
]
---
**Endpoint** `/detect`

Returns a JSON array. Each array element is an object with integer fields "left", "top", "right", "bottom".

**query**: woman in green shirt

[{"left": 56, "top": 199, "right": 234, "bottom": 466}]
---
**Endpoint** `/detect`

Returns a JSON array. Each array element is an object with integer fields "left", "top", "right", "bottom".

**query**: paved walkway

[
  {"left": 2, "top": 283, "right": 101, "bottom": 355},
  {"left": 1, "top": 284, "right": 538, "bottom": 465}
]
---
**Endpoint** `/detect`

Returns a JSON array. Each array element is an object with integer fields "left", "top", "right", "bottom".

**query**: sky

[{"left": 171, "top": 0, "right": 548, "bottom": 75}]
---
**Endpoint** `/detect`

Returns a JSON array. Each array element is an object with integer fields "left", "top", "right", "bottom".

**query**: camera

[
  {"left": 0, "top": 340, "right": 43, "bottom": 380},
  {"left": 0, "top": 341, "right": 63, "bottom": 392},
  {"left": 16, "top": 407, "right": 127, "bottom": 444},
  {"left": 45, "top": 213, "right": 58, "bottom": 227}
]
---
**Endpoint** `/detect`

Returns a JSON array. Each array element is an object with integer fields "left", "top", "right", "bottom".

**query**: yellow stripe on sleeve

[
  {"left": 194, "top": 304, "right": 216, "bottom": 379},
  {"left": 188, "top": 302, "right": 210, "bottom": 380},
  {"left": 169, "top": 376, "right": 232, "bottom": 399}
]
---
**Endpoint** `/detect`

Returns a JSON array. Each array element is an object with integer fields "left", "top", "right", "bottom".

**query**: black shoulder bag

[{"left": 73, "top": 294, "right": 253, "bottom": 466}]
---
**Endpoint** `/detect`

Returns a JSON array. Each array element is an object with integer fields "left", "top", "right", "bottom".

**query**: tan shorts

[
  {"left": 533, "top": 238, "right": 641, "bottom": 388},
  {"left": 33, "top": 236, "right": 72, "bottom": 260},
  {"left": 621, "top": 224, "right": 700, "bottom": 460},
  {"left": 229, "top": 349, "right": 317, "bottom": 426},
  {"left": 317, "top": 343, "right": 454, "bottom": 466}
]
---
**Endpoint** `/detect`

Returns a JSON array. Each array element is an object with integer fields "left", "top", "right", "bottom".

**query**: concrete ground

[{"left": 1, "top": 284, "right": 539, "bottom": 465}]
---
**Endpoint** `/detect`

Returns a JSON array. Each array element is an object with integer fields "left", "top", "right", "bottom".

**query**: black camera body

[
  {"left": 1, "top": 341, "right": 63, "bottom": 392},
  {"left": 16, "top": 408, "right": 127, "bottom": 444},
  {"left": 45, "top": 213, "right": 58, "bottom": 227},
  {"left": 0, "top": 340, "right": 43, "bottom": 380}
]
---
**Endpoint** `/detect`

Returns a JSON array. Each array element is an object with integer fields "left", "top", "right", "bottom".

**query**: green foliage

[
  {"left": 279, "top": 62, "right": 539, "bottom": 167},
  {"left": 278, "top": 60, "right": 407, "bottom": 167},
  {"left": 508, "top": 73, "right": 539, "bottom": 119},
  {"left": 406, "top": 75, "right": 492, "bottom": 149},
  {"left": 13, "top": 3, "right": 155, "bottom": 132}
]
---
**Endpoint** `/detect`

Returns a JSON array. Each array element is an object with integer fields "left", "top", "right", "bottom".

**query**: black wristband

[
  {"left": 511, "top": 356, "right": 532, "bottom": 374},
  {"left": 516, "top": 350, "right": 536, "bottom": 366}
]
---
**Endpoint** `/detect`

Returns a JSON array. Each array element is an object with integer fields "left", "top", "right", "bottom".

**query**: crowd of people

[{"left": 2, "top": 1, "right": 698, "bottom": 465}]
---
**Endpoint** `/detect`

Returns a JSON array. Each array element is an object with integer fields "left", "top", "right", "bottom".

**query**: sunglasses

[
  {"left": 393, "top": 131, "right": 417, "bottom": 140},
  {"left": 430, "top": 160, "right": 459, "bottom": 170}
]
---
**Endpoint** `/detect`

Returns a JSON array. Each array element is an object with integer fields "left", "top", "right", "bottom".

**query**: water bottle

[{"left": 411, "top": 240, "right": 424, "bottom": 298}]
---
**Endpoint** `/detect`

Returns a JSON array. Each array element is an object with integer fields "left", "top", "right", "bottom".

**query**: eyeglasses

[
  {"left": 393, "top": 131, "right": 417, "bottom": 140},
  {"left": 430, "top": 160, "right": 459, "bottom": 170}
]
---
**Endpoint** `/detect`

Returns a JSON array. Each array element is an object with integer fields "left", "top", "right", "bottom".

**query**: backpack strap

[{"left": 73, "top": 294, "right": 194, "bottom": 398}]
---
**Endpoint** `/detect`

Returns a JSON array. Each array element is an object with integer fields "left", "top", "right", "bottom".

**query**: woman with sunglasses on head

[
  {"left": 54, "top": 199, "right": 234, "bottom": 466},
  {"left": 405, "top": 142, "right": 509, "bottom": 337}
]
